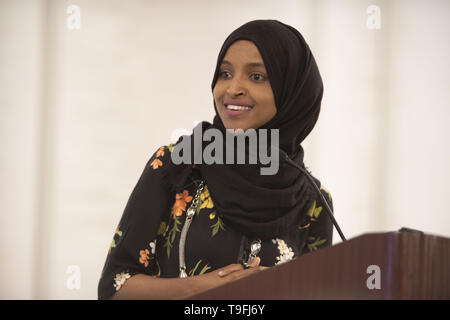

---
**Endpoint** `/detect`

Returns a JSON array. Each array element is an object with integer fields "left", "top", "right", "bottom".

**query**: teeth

[{"left": 226, "top": 105, "right": 252, "bottom": 111}]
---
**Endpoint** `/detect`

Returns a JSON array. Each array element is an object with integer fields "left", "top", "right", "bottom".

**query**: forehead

[{"left": 222, "top": 40, "right": 263, "bottom": 62}]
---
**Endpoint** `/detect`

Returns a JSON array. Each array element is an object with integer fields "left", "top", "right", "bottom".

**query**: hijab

[{"left": 161, "top": 19, "right": 324, "bottom": 240}]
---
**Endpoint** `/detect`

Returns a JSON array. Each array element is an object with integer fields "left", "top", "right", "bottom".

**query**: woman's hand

[
  {"left": 193, "top": 257, "right": 268, "bottom": 294},
  {"left": 110, "top": 258, "right": 268, "bottom": 300},
  {"left": 217, "top": 257, "right": 265, "bottom": 277}
]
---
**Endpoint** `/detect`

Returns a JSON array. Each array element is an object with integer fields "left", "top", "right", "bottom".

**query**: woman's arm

[
  {"left": 110, "top": 274, "right": 204, "bottom": 300},
  {"left": 110, "top": 260, "right": 264, "bottom": 300}
]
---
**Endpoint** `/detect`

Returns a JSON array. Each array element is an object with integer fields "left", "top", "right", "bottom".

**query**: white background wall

[{"left": 0, "top": 0, "right": 448, "bottom": 299}]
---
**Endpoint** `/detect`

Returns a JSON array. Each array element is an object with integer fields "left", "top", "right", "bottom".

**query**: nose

[{"left": 226, "top": 78, "right": 246, "bottom": 96}]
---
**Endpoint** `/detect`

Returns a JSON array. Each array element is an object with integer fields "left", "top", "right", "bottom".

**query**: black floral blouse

[{"left": 98, "top": 144, "right": 334, "bottom": 300}]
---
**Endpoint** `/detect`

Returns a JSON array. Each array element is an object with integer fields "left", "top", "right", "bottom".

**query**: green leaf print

[
  {"left": 210, "top": 216, "right": 226, "bottom": 237},
  {"left": 307, "top": 237, "right": 327, "bottom": 252},
  {"left": 189, "top": 260, "right": 211, "bottom": 276},
  {"left": 307, "top": 201, "right": 316, "bottom": 218},
  {"left": 312, "top": 206, "right": 322, "bottom": 221},
  {"left": 157, "top": 221, "right": 167, "bottom": 236},
  {"left": 189, "top": 260, "right": 202, "bottom": 276},
  {"left": 307, "top": 200, "right": 323, "bottom": 222},
  {"left": 170, "top": 218, "right": 182, "bottom": 243},
  {"left": 199, "top": 264, "right": 212, "bottom": 275},
  {"left": 164, "top": 217, "right": 182, "bottom": 258},
  {"left": 320, "top": 185, "right": 332, "bottom": 202}
]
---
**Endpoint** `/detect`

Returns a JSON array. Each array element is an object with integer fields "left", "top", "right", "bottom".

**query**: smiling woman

[
  {"left": 97, "top": 19, "right": 334, "bottom": 300},
  {"left": 213, "top": 40, "right": 277, "bottom": 131}
]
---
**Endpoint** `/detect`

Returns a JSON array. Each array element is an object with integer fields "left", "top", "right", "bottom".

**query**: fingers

[
  {"left": 217, "top": 264, "right": 243, "bottom": 277},
  {"left": 226, "top": 265, "right": 266, "bottom": 282},
  {"left": 248, "top": 257, "right": 260, "bottom": 268},
  {"left": 217, "top": 258, "right": 262, "bottom": 278}
]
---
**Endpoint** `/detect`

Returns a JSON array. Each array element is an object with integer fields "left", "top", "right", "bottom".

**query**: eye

[
  {"left": 219, "top": 71, "right": 231, "bottom": 79},
  {"left": 218, "top": 71, "right": 266, "bottom": 82},
  {"left": 251, "top": 73, "right": 266, "bottom": 81}
]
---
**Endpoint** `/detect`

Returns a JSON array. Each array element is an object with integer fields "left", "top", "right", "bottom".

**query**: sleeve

[
  {"left": 301, "top": 185, "right": 334, "bottom": 254},
  {"left": 97, "top": 145, "right": 173, "bottom": 300}
]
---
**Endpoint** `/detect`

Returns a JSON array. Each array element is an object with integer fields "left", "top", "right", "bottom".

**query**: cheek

[
  {"left": 213, "top": 83, "right": 224, "bottom": 101},
  {"left": 257, "top": 89, "right": 277, "bottom": 116}
]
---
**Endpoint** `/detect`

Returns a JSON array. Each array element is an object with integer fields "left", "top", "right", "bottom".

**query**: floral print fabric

[{"left": 98, "top": 145, "right": 333, "bottom": 300}]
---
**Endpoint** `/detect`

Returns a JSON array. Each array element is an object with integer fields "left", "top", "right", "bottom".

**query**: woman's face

[{"left": 213, "top": 40, "right": 277, "bottom": 131}]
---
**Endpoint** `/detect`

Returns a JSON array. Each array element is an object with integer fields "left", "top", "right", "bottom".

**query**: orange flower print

[
  {"left": 172, "top": 190, "right": 193, "bottom": 218},
  {"left": 156, "top": 146, "right": 165, "bottom": 157},
  {"left": 139, "top": 249, "right": 150, "bottom": 267},
  {"left": 150, "top": 158, "right": 163, "bottom": 170}
]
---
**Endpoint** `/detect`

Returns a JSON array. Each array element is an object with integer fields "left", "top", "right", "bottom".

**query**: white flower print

[
  {"left": 149, "top": 240, "right": 156, "bottom": 254},
  {"left": 272, "top": 238, "right": 294, "bottom": 265},
  {"left": 113, "top": 271, "right": 131, "bottom": 291}
]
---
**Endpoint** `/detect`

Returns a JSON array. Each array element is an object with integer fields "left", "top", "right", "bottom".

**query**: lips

[
  {"left": 223, "top": 99, "right": 253, "bottom": 118},
  {"left": 223, "top": 104, "right": 253, "bottom": 118},
  {"left": 224, "top": 99, "right": 253, "bottom": 108}
]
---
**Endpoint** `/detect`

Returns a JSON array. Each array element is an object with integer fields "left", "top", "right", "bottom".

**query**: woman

[{"left": 98, "top": 19, "right": 334, "bottom": 300}]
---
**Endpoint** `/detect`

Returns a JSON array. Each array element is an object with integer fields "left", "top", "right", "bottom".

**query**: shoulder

[
  {"left": 147, "top": 143, "right": 199, "bottom": 172},
  {"left": 315, "top": 180, "right": 333, "bottom": 214},
  {"left": 319, "top": 184, "right": 332, "bottom": 205},
  {"left": 304, "top": 168, "right": 333, "bottom": 206},
  {"left": 303, "top": 172, "right": 334, "bottom": 221},
  {"left": 144, "top": 143, "right": 197, "bottom": 192},
  {"left": 146, "top": 143, "right": 176, "bottom": 171}
]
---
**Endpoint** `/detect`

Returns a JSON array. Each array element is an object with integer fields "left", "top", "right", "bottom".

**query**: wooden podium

[{"left": 188, "top": 229, "right": 450, "bottom": 299}]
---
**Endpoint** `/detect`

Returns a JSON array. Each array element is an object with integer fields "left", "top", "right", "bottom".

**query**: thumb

[{"left": 248, "top": 257, "right": 260, "bottom": 267}]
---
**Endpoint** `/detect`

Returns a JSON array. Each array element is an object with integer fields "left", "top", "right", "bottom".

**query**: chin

[{"left": 229, "top": 125, "right": 252, "bottom": 132}]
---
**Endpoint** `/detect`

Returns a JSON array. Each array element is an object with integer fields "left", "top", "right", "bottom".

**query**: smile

[
  {"left": 224, "top": 104, "right": 253, "bottom": 117},
  {"left": 226, "top": 104, "right": 252, "bottom": 111}
]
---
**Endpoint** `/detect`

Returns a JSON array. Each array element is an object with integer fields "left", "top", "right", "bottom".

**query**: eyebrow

[{"left": 221, "top": 60, "right": 266, "bottom": 68}]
